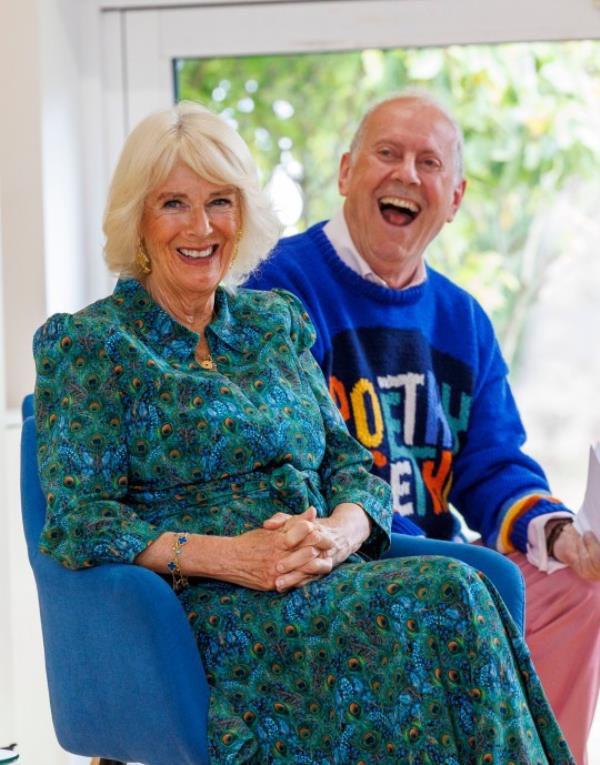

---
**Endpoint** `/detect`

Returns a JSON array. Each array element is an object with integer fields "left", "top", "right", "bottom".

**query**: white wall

[
  {"left": 0, "top": 0, "right": 108, "bottom": 413},
  {"left": 0, "top": 2, "right": 48, "bottom": 754},
  {"left": 0, "top": 181, "right": 13, "bottom": 751},
  {"left": 0, "top": 1, "right": 47, "bottom": 412}
]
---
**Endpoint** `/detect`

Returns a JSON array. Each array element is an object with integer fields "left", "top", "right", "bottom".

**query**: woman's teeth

[{"left": 178, "top": 246, "right": 215, "bottom": 259}]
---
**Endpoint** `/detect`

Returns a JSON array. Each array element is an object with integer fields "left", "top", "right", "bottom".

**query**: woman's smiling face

[{"left": 140, "top": 161, "right": 241, "bottom": 303}]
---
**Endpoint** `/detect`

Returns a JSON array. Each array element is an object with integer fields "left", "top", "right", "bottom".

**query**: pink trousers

[{"left": 509, "top": 551, "right": 600, "bottom": 764}]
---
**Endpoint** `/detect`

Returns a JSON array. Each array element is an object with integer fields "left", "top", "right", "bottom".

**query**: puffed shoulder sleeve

[
  {"left": 33, "top": 313, "right": 159, "bottom": 569},
  {"left": 273, "top": 289, "right": 392, "bottom": 558},
  {"left": 271, "top": 288, "right": 317, "bottom": 354}
]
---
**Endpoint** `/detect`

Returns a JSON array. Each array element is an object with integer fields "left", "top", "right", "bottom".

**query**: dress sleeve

[
  {"left": 33, "top": 313, "right": 159, "bottom": 569},
  {"left": 274, "top": 289, "right": 392, "bottom": 559}
]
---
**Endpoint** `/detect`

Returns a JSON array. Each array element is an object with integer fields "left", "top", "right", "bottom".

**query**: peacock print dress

[{"left": 34, "top": 278, "right": 573, "bottom": 764}]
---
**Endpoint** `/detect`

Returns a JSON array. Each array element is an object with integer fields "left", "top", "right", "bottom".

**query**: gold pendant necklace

[
  {"left": 195, "top": 333, "right": 216, "bottom": 371},
  {"left": 199, "top": 355, "right": 216, "bottom": 371},
  {"left": 196, "top": 345, "right": 217, "bottom": 371}
]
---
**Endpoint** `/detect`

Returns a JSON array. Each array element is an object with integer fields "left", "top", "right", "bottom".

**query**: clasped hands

[{"left": 230, "top": 503, "right": 370, "bottom": 593}]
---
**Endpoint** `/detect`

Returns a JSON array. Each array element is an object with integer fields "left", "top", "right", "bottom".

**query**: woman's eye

[
  {"left": 163, "top": 198, "right": 185, "bottom": 209},
  {"left": 210, "top": 197, "right": 234, "bottom": 208}
]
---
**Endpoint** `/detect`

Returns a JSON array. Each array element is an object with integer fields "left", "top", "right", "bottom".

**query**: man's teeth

[
  {"left": 379, "top": 196, "right": 420, "bottom": 213},
  {"left": 179, "top": 246, "right": 214, "bottom": 259}
]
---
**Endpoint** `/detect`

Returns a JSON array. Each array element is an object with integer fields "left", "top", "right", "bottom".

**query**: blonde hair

[{"left": 103, "top": 101, "right": 281, "bottom": 287}]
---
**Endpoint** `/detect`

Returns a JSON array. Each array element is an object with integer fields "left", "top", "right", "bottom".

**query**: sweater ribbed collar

[{"left": 307, "top": 222, "right": 428, "bottom": 306}]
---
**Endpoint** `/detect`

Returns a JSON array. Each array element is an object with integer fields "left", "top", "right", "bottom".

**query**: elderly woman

[{"left": 34, "top": 101, "right": 573, "bottom": 764}]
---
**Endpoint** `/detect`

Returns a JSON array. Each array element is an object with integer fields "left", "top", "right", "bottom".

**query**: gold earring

[
  {"left": 232, "top": 228, "right": 243, "bottom": 262},
  {"left": 136, "top": 239, "right": 151, "bottom": 275}
]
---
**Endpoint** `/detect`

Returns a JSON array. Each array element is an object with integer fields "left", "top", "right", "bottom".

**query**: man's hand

[{"left": 553, "top": 524, "right": 600, "bottom": 580}]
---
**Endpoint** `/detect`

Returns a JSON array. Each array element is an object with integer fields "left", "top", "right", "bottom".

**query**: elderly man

[{"left": 247, "top": 91, "right": 600, "bottom": 763}]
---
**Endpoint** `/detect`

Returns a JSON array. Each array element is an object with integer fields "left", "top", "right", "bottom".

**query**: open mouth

[
  {"left": 378, "top": 196, "right": 421, "bottom": 226},
  {"left": 177, "top": 245, "right": 218, "bottom": 260}
]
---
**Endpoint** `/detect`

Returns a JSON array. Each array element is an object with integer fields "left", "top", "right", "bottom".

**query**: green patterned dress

[{"left": 34, "top": 279, "right": 573, "bottom": 764}]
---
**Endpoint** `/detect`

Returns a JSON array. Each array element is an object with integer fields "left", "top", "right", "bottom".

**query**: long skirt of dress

[{"left": 179, "top": 556, "right": 574, "bottom": 765}]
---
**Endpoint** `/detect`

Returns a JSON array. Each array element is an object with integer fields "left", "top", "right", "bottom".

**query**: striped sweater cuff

[
  {"left": 496, "top": 494, "right": 566, "bottom": 553},
  {"left": 511, "top": 499, "right": 573, "bottom": 553}
]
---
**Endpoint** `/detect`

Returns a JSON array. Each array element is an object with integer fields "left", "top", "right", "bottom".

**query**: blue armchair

[{"left": 21, "top": 396, "right": 524, "bottom": 765}]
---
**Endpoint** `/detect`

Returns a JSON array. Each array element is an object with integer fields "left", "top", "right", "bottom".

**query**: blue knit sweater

[{"left": 247, "top": 221, "right": 569, "bottom": 552}]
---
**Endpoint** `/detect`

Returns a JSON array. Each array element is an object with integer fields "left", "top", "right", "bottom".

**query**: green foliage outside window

[{"left": 176, "top": 42, "right": 600, "bottom": 368}]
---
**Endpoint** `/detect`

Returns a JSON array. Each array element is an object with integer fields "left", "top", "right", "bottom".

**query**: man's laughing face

[{"left": 338, "top": 98, "right": 466, "bottom": 287}]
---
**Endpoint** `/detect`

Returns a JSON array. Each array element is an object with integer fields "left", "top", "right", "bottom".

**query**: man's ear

[
  {"left": 338, "top": 152, "right": 352, "bottom": 197},
  {"left": 446, "top": 179, "right": 467, "bottom": 222}
]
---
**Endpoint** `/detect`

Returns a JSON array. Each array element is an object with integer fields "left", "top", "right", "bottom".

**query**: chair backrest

[
  {"left": 21, "top": 393, "right": 34, "bottom": 421},
  {"left": 20, "top": 415, "right": 47, "bottom": 564}
]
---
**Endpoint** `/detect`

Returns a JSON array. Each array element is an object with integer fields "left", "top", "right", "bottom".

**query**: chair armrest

[
  {"left": 32, "top": 553, "right": 210, "bottom": 765},
  {"left": 383, "top": 533, "right": 525, "bottom": 633}
]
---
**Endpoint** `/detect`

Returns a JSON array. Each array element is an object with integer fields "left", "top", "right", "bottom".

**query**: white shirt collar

[{"left": 323, "top": 208, "right": 426, "bottom": 290}]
